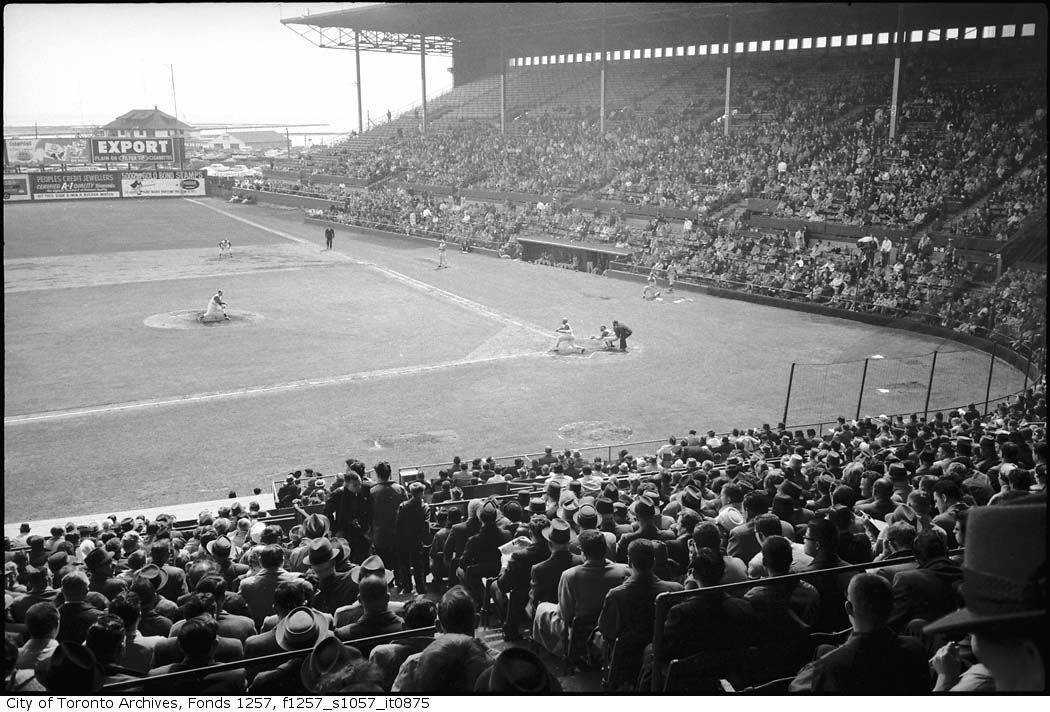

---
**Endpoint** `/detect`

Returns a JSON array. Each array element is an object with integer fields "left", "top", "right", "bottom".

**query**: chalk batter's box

[
  {"left": 29, "top": 172, "right": 121, "bottom": 200},
  {"left": 122, "top": 170, "right": 205, "bottom": 197}
]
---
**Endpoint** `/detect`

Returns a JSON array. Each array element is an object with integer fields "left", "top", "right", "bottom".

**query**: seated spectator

[
  {"left": 149, "top": 615, "right": 246, "bottom": 693},
  {"left": 16, "top": 602, "right": 59, "bottom": 670},
  {"left": 308, "top": 537, "right": 358, "bottom": 616},
  {"left": 335, "top": 577, "right": 404, "bottom": 644},
  {"left": 107, "top": 591, "right": 163, "bottom": 674},
  {"left": 528, "top": 518, "right": 582, "bottom": 620},
  {"left": 391, "top": 586, "right": 492, "bottom": 692},
  {"left": 597, "top": 539, "right": 683, "bottom": 690},
  {"left": 130, "top": 574, "right": 174, "bottom": 637},
  {"left": 684, "top": 522, "right": 748, "bottom": 589},
  {"left": 746, "top": 535, "right": 821, "bottom": 630},
  {"left": 10, "top": 565, "right": 56, "bottom": 624},
  {"left": 533, "top": 530, "right": 629, "bottom": 659},
  {"left": 887, "top": 529, "right": 962, "bottom": 632},
  {"left": 660, "top": 547, "right": 760, "bottom": 681},
  {"left": 237, "top": 544, "right": 302, "bottom": 628},
  {"left": 152, "top": 594, "right": 244, "bottom": 668},
  {"left": 84, "top": 614, "right": 138, "bottom": 686},
  {"left": 248, "top": 605, "right": 330, "bottom": 695},
  {"left": 243, "top": 580, "right": 322, "bottom": 681},
  {"left": 457, "top": 500, "right": 510, "bottom": 606},
  {"left": 57, "top": 571, "right": 102, "bottom": 645},
  {"left": 924, "top": 500, "right": 1045, "bottom": 692},
  {"left": 803, "top": 517, "right": 854, "bottom": 632},
  {"left": 368, "top": 596, "right": 437, "bottom": 691},
  {"left": 747, "top": 513, "right": 812, "bottom": 578},
  {"left": 829, "top": 505, "right": 873, "bottom": 564},
  {"left": 303, "top": 635, "right": 383, "bottom": 694},
  {"left": 789, "top": 573, "right": 931, "bottom": 693},
  {"left": 492, "top": 514, "right": 550, "bottom": 641},
  {"left": 473, "top": 646, "right": 562, "bottom": 692},
  {"left": 392, "top": 633, "right": 492, "bottom": 693},
  {"left": 332, "top": 556, "right": 402, "bottom": 627},
  {"left": 32, "top": 641, "right": 106, "bottom": 694},
  {"left": 171, "top": 576, "right": 255, "bottom": 642}
]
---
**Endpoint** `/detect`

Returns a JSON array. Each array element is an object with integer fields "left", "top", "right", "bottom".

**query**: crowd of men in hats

[{"left": 3, "top": 381, "right": 1046, "bottom": 694}]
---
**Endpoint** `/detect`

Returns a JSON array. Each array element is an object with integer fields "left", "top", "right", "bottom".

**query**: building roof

[
  {"left": 102, "top": 108, "right": 195, "bottom": 131},
  {"left": 226, "top": 130, "right": 287, "bottom": 145}
]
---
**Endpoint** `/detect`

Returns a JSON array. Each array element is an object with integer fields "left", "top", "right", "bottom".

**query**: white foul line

[
  {"left": 186, "top": 199, "right": 552, "bottom": 338},
  {"left": 4, "top": 351, "right": 545, "bottom": 426}
]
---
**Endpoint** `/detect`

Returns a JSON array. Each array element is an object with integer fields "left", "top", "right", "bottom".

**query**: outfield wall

[{"left": 2, "top": 169, "right": 205, "bottom": 201}]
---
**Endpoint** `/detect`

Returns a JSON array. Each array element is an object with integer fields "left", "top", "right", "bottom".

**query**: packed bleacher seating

[{"left": 5, "top": 380, "right": 1045, "bottom": 693}]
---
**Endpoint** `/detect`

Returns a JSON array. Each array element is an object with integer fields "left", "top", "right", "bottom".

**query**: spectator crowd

[{"left": 4, "top": 381, "right": 1046, "bottom": 694}]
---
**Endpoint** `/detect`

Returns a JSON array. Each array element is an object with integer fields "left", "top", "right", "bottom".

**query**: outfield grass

[{"left": 3, "top": 198, "right": 1026, "bottom": 520}]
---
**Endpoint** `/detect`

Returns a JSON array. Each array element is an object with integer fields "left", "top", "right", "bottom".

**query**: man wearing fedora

[
  {"left": 243, "top": 580, "right": 321, "bottom": 678},
  {"left": 248, "top": 606, "right": 330, "bottom": 694},
  {"left": 287, "top": 513, "right": 332, "bottom": 573},
  {"left": 528, "top": 519, "right": 582, "bottom": 620},
  {"left": 492, "top": 514, "right": 550, "bottom": 641},
  {"left": 307, "top": 538, "right": 357, "bottom": 616},
  {"left": 332, "top": 555, "right": 403, "bottom": 627},
  {"left": 924, "top": 500, "right": 1046, "bottom": 692},
  {"left": 83, "top": 547, "right": 126, "bottom": 601},
  {"left": 534, "top": 530, "right": 628, "bottom": 658},
  {"left": 147, "top": 542, "right": 188, "bottom": 604},
  {"left": 205, "top": 536, "right": 250, "bottom": 588}
]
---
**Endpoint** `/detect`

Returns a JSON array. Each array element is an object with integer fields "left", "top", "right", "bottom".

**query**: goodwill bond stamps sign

[{"left": 122, "top": 170, "right": 205, "bottom": 197}]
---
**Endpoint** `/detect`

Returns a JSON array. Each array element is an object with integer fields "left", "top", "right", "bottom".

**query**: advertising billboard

[
  {"left": 4, "top": 137, "right": 91, "bottom": 166},
  {"left": 121, "top": 170, "right": 205, "bottom": 197},
  {"left": 29, "top": 172, "right": 121, "bottom": 200},
  {"left": 90, "top": 137, "right": 182, "bottom": 163},
  {"left": 3, "top": 174, "right": 32, "bottom": 201}
]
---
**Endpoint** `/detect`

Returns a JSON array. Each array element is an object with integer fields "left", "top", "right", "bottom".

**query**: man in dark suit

[
  {"left": 492, "top": 515, "right": 550, "bottom": 640},
  {"left": 789, "top": 573, "right": 930, "bottom": 693},
  {"left": 149, "top": 616, "right": 247, "bottom": 693},
  {"left": 614, "top": 497, "right": 673, "bottom": 564},
  {"left": 395, "top": 482, "right": 431, "bottom": 595},
  {"left": 887, "top": 530, "right": 962, "bottom": 631},
  {"left": 599, "top": 540, "right": 682, "bottom": 687},
  {"left": 151, "top": 594, "right": 245, "bottom": 667},
  {"left": 56, "top": 571, "right": 102, "bottom": 645},
  {"left": 528, "top": 519, "right": 582, "bottom": 616},
  {"left": 335, "top": 577, "right": 404, "bottom": 643},
  {"left": 444, "top": 500, "right": 482, "bottom": 585},
  {"left": 148, "top": 542, "right": 188, "bottom": 604},
  {"left": 324, "top": 471, "right": 372, "bottom": 563},
  {"left": 458, "top": 501, "right": 510, "bottom": 606},
  {"left": 726, "top": 491, "right": 771, "bottom": 564},
  {"left": 242, "top": 580, "right": 315, "bottom": 682},
  {"left": 803, "top": 517, "right": 854, "bottom": 633}
]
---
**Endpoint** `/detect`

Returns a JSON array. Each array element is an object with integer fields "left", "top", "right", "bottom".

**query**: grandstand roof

[{"left": 282, "top": 3, "right": 1047, "bottom": 55}]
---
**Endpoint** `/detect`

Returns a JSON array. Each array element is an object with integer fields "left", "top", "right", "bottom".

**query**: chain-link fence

[{"left": 783, "top": 345, "right": 1040, "bottom": 432}]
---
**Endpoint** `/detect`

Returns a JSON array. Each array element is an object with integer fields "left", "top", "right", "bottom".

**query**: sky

[{"left": 2, "top": 3, "right": 454, "bottom": 134}]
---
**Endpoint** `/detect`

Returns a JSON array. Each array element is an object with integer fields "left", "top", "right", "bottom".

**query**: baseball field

[{"left": 3, "top": 197, "right": 1027, "bottom": 522}]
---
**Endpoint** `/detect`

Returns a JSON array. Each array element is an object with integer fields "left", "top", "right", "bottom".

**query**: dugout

[{"left": 516, "top": 235, "right": 632, "bottom": 273}]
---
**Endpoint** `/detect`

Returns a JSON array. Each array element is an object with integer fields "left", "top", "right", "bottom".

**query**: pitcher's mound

[{"left": 144, "top": 310, "right": 264, "bottom": 330}]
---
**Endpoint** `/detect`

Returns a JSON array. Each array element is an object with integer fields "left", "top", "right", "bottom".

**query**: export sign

[
  {"left": 90, "top": 137, "right": 181, "bottom": 163},
  {"left": 5, "top": 137, "right": 91, "bottom": 166},
  {"left": 121, "top": 170, "right": 205, "bottom": 197},
  {"left": 3, "top": 174, "right": 32, "bottom": 201},
  {"left": 29, "top": 172, "right": 121, "bottom": 200}
]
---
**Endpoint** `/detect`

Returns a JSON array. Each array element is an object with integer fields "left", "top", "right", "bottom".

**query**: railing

[
  {"left": 649, "top": 549, "right": 963, "bottom": 691},
  {"left": 101, "top": 626, "right": 437, "bottom": 692}
]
